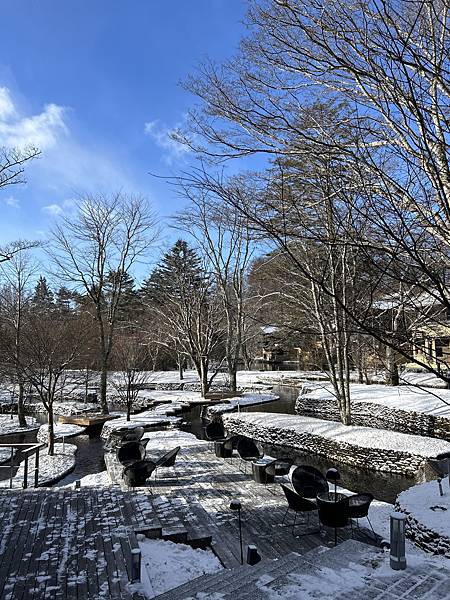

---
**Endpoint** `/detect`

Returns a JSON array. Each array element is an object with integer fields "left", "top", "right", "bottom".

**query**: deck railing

[{"left": 0, "top": 442, "right": 46, "bottom": 489}]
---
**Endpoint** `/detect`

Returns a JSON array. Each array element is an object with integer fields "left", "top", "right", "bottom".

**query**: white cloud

[
  {"left": 0, "top": 90, "right": 67, "bottom": 151},
  {"left": 42, "top": 198, "right": 76, "bottom": 217},
  {"left": 0, "top": 87, "right": 16, "bottom": 120},
  {"left": 144, "top": 119, "right": 190, "bottom": 164},
  {"left": 3, "top": 195, "right": 20, "bottom": 208},
  {"left": 0, "top": 86, "right": 139, "bottom": 198},
  {"left": 42, "top": 203, "right": 63, "bottom": 215}
]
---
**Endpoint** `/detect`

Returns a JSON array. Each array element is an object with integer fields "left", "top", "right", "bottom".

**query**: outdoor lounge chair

[
  {"left": 291, "top": 465, "right": 329, "bottom": 498},
  {"left": 274, "top": 457, "right": 293, "bottom": 477},
  {"left": 122, "top": 459, "right": 157, "bottom": 487},
  {"left": 205, "top": 421, "right": 226, "bottom": 442},
  {"left": 316, "top": 493, "right": 350, "bottom": 546},
  {"left": 116, "top": 439, "right": 148, "bottom": 466},
  {"left": 428, "top": 451, "right": 450, "bottom": 478},
  {"left": 105, "top": 426, "right": 145, "bottom": 450},
  {"left": 154, "top": 446, "right": 181, "bottom": 480},
  {"left": 348, "top": 493, "right": 376, "bottom": 539},
  {"left": 237, "top": 438, "right": 263, "bottom": 473},
  {"left": 280, "top": 483, "right": 319, "bottom": 536}
]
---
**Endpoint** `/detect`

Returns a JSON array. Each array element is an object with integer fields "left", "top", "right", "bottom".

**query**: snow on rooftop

[{"left": 224, "top": 412, "right": 450, "bottom": 458}]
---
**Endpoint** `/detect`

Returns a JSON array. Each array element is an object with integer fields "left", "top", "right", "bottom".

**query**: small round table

[{"left": 252, "top": 458, "right": 277, "bottom": 484}]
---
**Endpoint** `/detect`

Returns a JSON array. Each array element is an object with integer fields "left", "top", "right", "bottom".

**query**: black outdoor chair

[
  {"left": 205, "top": 421, "right": 226, "bottom": 442},
  {"left": 105, "top": 426, "right": 145, "bottom": 450},
  {"left": 428, "top": 451, "right": 450, "bottom": 478},
  {"left": 348, "top": 493, "right": 376, "bottom": 539},
  {"left": 316, "top": 493, "right": 350, "bottom": 546},
  {"left": 116, "top": 439, "right": 148, "bottom": 466},
  {"left": 154, "top": 446, "right": 181, "bottom": 480},
  {"left": 274, "top": 457, "right": 293, "bottom": 477},
  {"left": 280, "top": 483, "right": 319, "bottom": 536},
  {"left": 205, "top": 421, "right": 228, "bottom": 453},
  {"left": 122, "top": 459, "right": 157, "bottom": 487},
  {"left": 291, "top": 465, "right": 329, "bottom": 498},
  {"left": 237, "top": 438, "right": 263, "bottom": 473}
]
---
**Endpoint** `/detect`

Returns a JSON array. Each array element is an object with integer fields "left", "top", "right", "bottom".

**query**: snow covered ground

[
  {"left": 301, "top": 382, "right": 450, "bottom": 419},
  {"left": 225, "top": 412, "right": 450, "bottom": 458},
  {"left": 0, "top": 415, "right": 39, "bottom": 436},
  {"left": 0, "top": 447, "right": 15, "bottom": 464},
  {"left": 206, "top": 393, "right": 279, "bottom": 416},
  {"left": 136, "top": 537, "right": 222, "bottom": 598},
  {"left": 36, "top": 423, "right": 85, "bottom": 443},
  {"left": 397, "top": 476, "right": 450, "bottom": 540},
  {"left": 0, "top": 442, "right": 77, "bottom": 488}
]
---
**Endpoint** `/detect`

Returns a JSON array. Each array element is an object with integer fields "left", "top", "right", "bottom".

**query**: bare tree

[
  {"left": 176, "top": 192, "right": 256, "bottom": 391},
  {"left": 0, "top": 146, "right": 40, "bottom": 191},
  {"left": 0, "top": 251, "right": 36, "bottom": 426},
  {"left": 110, "top": 333, "right": 152, "bottom": 420},
  {"left": 0, "top": 146, "right": 40, "bottom": 263},
  {"left": 18, "top": 309, "right": 84, "bottom": 455},
  {"left": 177, "top": 0, "right": 450, "bottom": 385},
  {"left": 50, "top": 193, "right": 158, "bottom": 414}
]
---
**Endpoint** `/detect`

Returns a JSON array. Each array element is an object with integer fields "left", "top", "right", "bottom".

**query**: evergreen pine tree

[
  {"left": 141, "top": 239, "right": 204, "bottom": 303},
  {"left": 32, "top": 276, "right": 54, "bottom": 311}
]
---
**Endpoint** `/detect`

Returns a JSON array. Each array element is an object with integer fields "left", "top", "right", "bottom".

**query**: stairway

[
  {"left": 153, "top": 540, "right": 373, "bottom": 599},
  {"left": 154, "top": 539, "right": 450, "bottom": 599}
]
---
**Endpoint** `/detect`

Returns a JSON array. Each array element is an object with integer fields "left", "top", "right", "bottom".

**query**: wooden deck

[
  {"left": 0, "top": 431, "right": 379, "bottom": 599},
  {"left": 58, "top": 415, "right": 118, "bottom": 427},
  {"left": 106, "top": 430, "right": 379, "bottom": 568},
  {"left": 0, "top": 487, "right": 144, "bottom": 600}
]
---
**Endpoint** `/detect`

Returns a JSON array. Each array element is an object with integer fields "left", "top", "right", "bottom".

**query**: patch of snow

[
  {"left": 37, "top": 423, "right": 85, "bottom": 443},
  {"left": 0, "top": 442, "right": 77, "bottom": 488},
  {"left": 207, "top": 393, "right": 279, "bottom": 416},
  {"left": 0, "top": 415, "right": 39, "bottom": 435},
  {"left": 0, "top": 447, "right": 15, "bottom": 464},
  {"left": 137, "top": 538, "right": 222, "bottom": 598},
  {"left": 397, "top": 476, "right": 450, "bottom": 539},
  {"left": 301, "top": 382, "right": 450, "bottom": 419}
]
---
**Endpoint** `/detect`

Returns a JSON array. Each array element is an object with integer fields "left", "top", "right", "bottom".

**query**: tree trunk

[
  {"left": 228, "top": 366, "right": 237, "bottom": 392},
  {"left": 47, "top": 408, "right": 55, "bottom": 456},
  {"left": 200, "top": 360, "right": 209, "bottom": 397},
  {"left": 178, "top": 357, "right": 184, "bottom": 380},
  {"left": 385, "top": 345, "right": 399, "bottom": 386},
  {"left": 17, "top": 381, "right": 26, "bottom": 428},
  {"left": 100, "top": 362, "right": 109, "bottom": 414}
]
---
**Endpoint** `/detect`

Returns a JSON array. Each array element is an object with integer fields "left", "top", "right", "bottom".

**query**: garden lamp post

[
  {"left": 390, "top": 513, "right": 406, "bottom": 570},
  {"left": 230, "top": 499, "right": 243, "bottom": 564},
  {"left": 326, "top": 467, "right": 341, "bottom": 500}
]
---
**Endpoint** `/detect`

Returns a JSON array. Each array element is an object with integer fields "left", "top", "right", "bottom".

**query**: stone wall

[
  {"left": 295, "top": 395, "right": 450, "bottom": 442},
  {"left": 223, "top": 413, "right": 426, "bottom": 477},
  {"left": 395, "top": 501, "right": 450, "bottom": 557}
]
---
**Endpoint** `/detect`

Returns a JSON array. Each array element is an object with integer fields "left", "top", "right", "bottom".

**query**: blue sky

[{"left": 0, "top": 0, "right": 247, "bottom": 253}]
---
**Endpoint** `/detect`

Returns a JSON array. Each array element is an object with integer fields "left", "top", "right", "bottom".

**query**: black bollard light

[
  {"left": 230, "top": 499, "right": 244, "bottom": 565},
  {"left": 390, "top": 513, "right": 406, "bottom": 570},
  {"left": 247, "top": 544, "right": 261, "bottom": 566}
]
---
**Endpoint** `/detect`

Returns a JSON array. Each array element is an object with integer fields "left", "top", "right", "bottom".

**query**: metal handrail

[{"left": 0, "top": 442, "right": 46, "bottom": 489}]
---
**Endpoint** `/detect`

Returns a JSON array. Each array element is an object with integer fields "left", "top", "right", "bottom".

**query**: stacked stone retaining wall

[
  {"left": 295, "top": 395, "right": 450, "bottom": 442},
  {"left": 223, "top": 413, "right": 427, "bottom": 477},
  {"left": 395, "top": 500, "right": 450, "bottom": 557}
]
